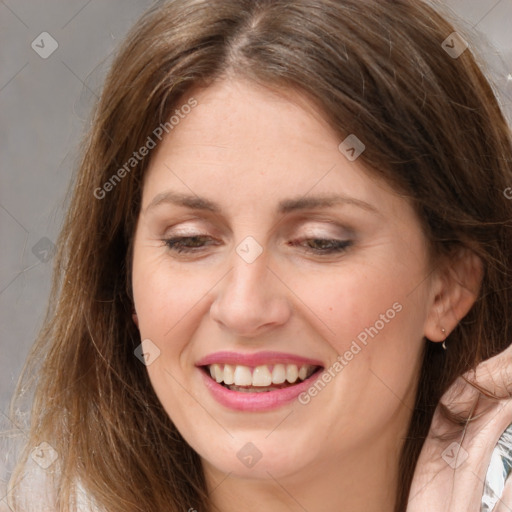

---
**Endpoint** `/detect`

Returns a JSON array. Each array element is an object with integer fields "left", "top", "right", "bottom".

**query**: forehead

[
  {"left": 141, "top": 78, "right": 410, "bottom": 223},
  {"left": 159, "top": 79, "right": 336, "bottom": 161}
]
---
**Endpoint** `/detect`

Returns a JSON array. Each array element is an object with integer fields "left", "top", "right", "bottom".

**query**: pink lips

[
  {"left": 196, "top": 351, "right": 324, "bottom": 412},
  {"left": 195, "top": 350, "right": 324, "bottom": 368}
]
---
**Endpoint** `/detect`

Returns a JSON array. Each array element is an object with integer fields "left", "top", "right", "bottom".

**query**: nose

[{"left": 209, "top": 248, "right": 292, "bottom": 338}]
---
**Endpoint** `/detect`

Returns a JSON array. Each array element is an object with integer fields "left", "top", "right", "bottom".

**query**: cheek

[
  {"left": 293, "top": 261, "right": 426, "bottom": 416},
  {"left": 131, "top": 254, "right": 209, "bottom": 410},
  {"left": 132, "top": 248, "right": 210, "bottom": 342},
  {"left": 131, "top": 251, "right": 226, "bottom": 400},
  {"left": 290, "top": 260, "right": 414, "bottom": 351}
]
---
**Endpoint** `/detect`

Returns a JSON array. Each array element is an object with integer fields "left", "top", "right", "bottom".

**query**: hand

[{"left": 407, "top": 343, "right": 512, "bottom": 512}]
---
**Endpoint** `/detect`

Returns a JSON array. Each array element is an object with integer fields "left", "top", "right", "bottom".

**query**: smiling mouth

[{"left": 202, "top": 363, "right": 323, "bottom": 392}]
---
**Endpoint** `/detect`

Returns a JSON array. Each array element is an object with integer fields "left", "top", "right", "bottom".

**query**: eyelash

[
  {"left": 162, "top": 235, "right": 353, "bottom": 255},
  {"left": 163, "top": 235, "right": 218, "bottom": 253}
]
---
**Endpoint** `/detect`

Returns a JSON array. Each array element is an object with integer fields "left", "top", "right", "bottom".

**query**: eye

[
  {"left": 162, "top": 235, "right": 352, "bottom": 256},
  {"left": 163, "top": 235, "right": 218, "bottom": 253},
  {"left": 290, "top": 238, "right": 353, "bottom": 254}
]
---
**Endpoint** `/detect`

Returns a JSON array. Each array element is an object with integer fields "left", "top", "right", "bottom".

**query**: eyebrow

[{"left": 145, "top": 191, "right": 380, "bottom": 216}]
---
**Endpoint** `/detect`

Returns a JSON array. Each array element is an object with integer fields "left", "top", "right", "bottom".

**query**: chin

[{"left": 193, "top": 431, "right": 317, "bottom": 481}]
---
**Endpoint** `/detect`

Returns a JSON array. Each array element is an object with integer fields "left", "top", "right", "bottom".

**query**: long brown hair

[{"left": 9, "top": 0, "right": 512, "bottom": 510}]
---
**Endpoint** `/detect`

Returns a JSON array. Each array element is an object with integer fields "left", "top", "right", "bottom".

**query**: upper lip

[{"left": 195, "top": 351, "right": 324, "bottom": 368}]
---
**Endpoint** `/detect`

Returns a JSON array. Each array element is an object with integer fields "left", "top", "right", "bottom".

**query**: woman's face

[{"left": 131, "top": 78, "right": 438, "bottom": 483}]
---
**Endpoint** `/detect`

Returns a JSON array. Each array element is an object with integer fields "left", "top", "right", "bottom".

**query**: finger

[
  {"left": 470, "top": 343, "right": 512, "bottom": 399},
  {"left": 438, "top": 374, "right": 479, "bottom": 416},
  {"left": 439, "top": 344, "right": 512, "bottom": 419}
]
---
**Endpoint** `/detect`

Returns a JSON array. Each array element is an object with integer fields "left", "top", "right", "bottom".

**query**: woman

[{"left": 7, "top": 0, "right": 512, "bottom": 511}]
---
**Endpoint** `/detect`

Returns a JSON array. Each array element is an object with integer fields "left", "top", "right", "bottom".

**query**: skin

[
  {"left": 408, "top": 343, "right": 512, "bottom": 512},
  {"left": 131, "top": 78, "right": 480, "bottom": 512}
]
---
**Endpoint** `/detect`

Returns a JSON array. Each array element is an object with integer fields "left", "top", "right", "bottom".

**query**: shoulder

[{"left": 7, "top": 456, "right": 101, "bottom": 512}]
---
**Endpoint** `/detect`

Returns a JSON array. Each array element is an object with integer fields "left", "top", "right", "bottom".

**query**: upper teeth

[{"left": 207, "top": 364, "right": 315, "bottom": 386}]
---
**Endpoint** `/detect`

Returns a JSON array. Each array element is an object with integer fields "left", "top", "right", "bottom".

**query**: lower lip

[{"left": 198, "top": 367, "right": 323, "bottom": 412}]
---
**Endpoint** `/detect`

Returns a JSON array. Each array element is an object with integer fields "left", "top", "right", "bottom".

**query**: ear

[{"left": 424, "top": 248, "right": 483, "bottom": 342}]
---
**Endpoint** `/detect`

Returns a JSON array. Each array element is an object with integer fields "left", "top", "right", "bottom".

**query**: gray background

[{"left": 0, "top": 0, "right": 511, "bottom": 484}]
